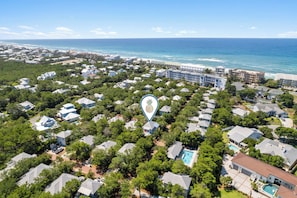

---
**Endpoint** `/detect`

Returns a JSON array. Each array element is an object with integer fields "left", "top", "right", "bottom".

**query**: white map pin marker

[{"left": 140, "top": 94, "right": 159, "bottom": 121}]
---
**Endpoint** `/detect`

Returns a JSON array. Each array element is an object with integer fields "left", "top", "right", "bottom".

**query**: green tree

[
  {"left": 120, "top": 180, "right": 131, "bottom": 198},
  {"left": 190, "top": 183, "right": 212, "bottom": 198},
  {"left": 171, "top": 159, "right": 190, "bottom": 175},
  {"left": 67, "top": 141, "right": 91, "bottom": 161}
]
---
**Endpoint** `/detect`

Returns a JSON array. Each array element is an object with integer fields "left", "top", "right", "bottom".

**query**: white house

[
  {"left": 78, "top": 178, "right": 102, "bottom": 197},
  {"left": 95, "top": 140, "right": 117, "bottom": 151},
  {"left": 34, "top": 116, "right": 59, "bottom": 131},
  {"left": 80, "top": 135, "right": 95, "bottom": 147},
  {"left": 57, "top": 103, "right": 77, "bottom": 119},
  {"left": 37, "top": 71, "right": 56, "bottom": 80},
  {"left": 94, "top": 93, "right": 104, "bottom": 101},
  {"left": 228, "top": 126, "right": 263, "bottom": 147},
  {"left": 19, "top": 101, "right": 35, "bottom": 111},
  {"left": 118, "top": 143, "right": 135, "bottom": 155},
  {"left": 45, "top": 173, "right": 79, "bottom": 195},
  {"left": 143, "top": 121, "right": 159, "bottom": 136},
  {"left": 76, "top": 97, "right": 96, "bottom": 109}
]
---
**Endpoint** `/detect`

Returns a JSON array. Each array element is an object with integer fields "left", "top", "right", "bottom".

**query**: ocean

[{"left": 3, "top": 38, "right": 297, "bottom": 76}]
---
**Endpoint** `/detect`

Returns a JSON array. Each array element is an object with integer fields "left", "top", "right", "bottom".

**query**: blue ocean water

[{"left": 3, "top": 38, "right": 297, "bottom": 75}]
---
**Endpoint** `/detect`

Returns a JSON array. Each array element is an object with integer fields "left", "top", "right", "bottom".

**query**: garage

[{"left": 241, "top": 168, "right": 252, "bottom": 176}]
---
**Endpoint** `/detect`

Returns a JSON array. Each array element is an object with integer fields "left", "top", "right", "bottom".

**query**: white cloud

[
  {"left": 249, "top": 26, "right": 257, "bottom": 30},
  {"left": 0, "top": 27, "right": 10, "bottom": 31},
  {"left": 176, "top": 30, "right": 197, "bottom": 36},
  {"left": 90, "top": 28, "right": 117, "bottom": 37},
  {"left": 278, "top": 31, "right": 297, "bottom": 38},
  {"left": 56, "top": 26, "right": 73, "bottom": 32},
  {"left": 18, "top": 25, "right": 35, "bottom": 30},
  {"left": 152, "top": 26, "right": 171, "bottom": 34}
]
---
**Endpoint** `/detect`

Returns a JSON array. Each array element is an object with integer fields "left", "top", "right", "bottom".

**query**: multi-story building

[
  {"left": 229, "top": 68, "right": 265, "bottom": 84},
  {"left": 275, "top": 73, "right": 297, "bottom": 88},
  {"left": 166, "top": 69, "right": 226, "bottom": 90}
]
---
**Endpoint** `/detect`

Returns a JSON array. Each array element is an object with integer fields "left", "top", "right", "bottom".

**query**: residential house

[
  {"left": 56, "top": 130, "right": 72, "bottom": 146},
  {"left": 18, "top": 163, "right": 51, "bottom": 186},
  {"left": 78, "top": 178, "right": 102, "bottom": 198},
  {"left": 228, "top": 126, "right": 263, "bottom": 147},
  {"left": 255, "top": 138, "right": 297, "bottom": 170},
  {"left": 15, "top": 78, "right": 31, "bottom": 90},
  {"left": 95, "top": 140, "right": 117, "bottom": 152},
  {"left": 92, "top": 114, "right": 105, "bottom": 123},
  {"left": 253, "top": 103, "right": 288, "bottom": 118},
  {"left": 80, "top": 135, "right": 95, "bottom": 147},
  {"left": 94, "top": 93, "right": 104, "bottom": 101},
  {"left": 37, "top": 71, "right": 56, "bottom": 80},
  {"left": 57, "top": 103, "right": 77, "bottom": 120},
  {"left": 167, "top": 141, "right": 183, "bottom": 160},
  {"left": 19, "top": 101, "right": 35, "bottom": 111},
  {"left": 34, "top": 116, "right": 58, "bottom": 131},
  {"left": 173, "top": 95, "right": 182, "bottom": 101},
  {"left": 161, "top": 172, "right": 192, "bottom": 197},
  {"left": 7, "top": 152, "right": 36, "bottom": 169},
  {"left": 232, "top": 108, "right": 250, "bottom": 118},
  {"left": 176, "top": 82, "right": 185, "bottom": 87},
  {"left": 76, "top": 97, "right": 96, "bottom": 109},
  {"left": 231, "top": 153, "right": 297, "bottom": 198},
  {"left": 186, "top": 123, "right": 200, "bottom": 133},
  {"left": 64, "top": 112, "right": 80, "bottom": 123},
  {"left": 45, "top": 173, "right": 79, "bottom": 195},
  {"left": 81, "top": 65, "right": 99, "bottom": 78},
  {"left": 199, "top": 113, "right": 212, "bottom": 122},
  {"left": 159, "top": 105, "right": 171, "bottom": 115},
  {"left": 180, "top": 88, "right": 190, "bottom": 93},
  {"left": 198, "top": 120, "right": 210, "bottom": 134},
  {"left": 158, "top": 96, "right": 169, "bottom": 101},
  {"left": 267, "top": 89, "right": 284, "bottom": 100},
  {"left": 125, "top": 119, "right": 137, "bottom": 130},
  {"left": 118, "top": 143, "right": 135, "bottom": 155},
  {"left": 108, "top": 114, "right": 124, "bottom": 124},
  {"left": 108, "top": 70, "right": 117, "bottom": 77},
  {"left": 202, "top": 108, "right": 214, "bottom": 115},
  {"left": 255, "top": 85, "right": 269, "bottom": 97},
  {"left": 143, "top": 121, "right": 159, "bottom": 136}
]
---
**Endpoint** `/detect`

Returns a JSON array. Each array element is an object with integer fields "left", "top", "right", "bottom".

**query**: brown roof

[
  {"left": 232, "top": 153, "right": 297, "bottom": 186},
  {"left": 277, "top": 185, "right": 297, "bottom": 198}
]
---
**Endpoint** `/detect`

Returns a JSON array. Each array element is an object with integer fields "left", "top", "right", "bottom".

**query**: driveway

[
  {"left": 222, "top": 155, "right": 268, "bottom": 198},
  {"left": 280, "top": 118, "right": 293, "bottom": 128}
]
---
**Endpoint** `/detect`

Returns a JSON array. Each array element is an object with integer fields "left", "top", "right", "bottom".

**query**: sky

[{"left": 1, "top": 0, "right": 297, "bottom": 39}]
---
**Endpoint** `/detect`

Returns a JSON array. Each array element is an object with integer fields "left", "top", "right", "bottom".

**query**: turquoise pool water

[
  {"left": 228, "top": 144, "right": 239, "bottom": 152},
  {"left": 263, "top": 184, "right": 278, "bottom": 196},
  {"left": 181, "top": 150, "right": 194, "bottom": 166}
]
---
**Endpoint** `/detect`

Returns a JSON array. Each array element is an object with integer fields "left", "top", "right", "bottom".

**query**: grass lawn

[
  {"left": 219, "top": 188, "right": 247, "bottom": 198},
  {"left": 265, "top": 117, "right": 281, "bottom": 125}
]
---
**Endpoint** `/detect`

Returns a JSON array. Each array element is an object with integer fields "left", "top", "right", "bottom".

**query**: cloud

[
  {"left": 176, "top": 30, "right": 197, "bottom": 36},
  {"left": 278, "top": 31, "right": 297, "bottom": 38},
  {"left": 152, "top": 26, "right": 171, "bottom": 34},
  {"left": 56, "top": 26, "right": 73, "bottom": 32},
  {"left": 90, "top": 28, "right": 117, "bottom": 37},
  {"left": 249, "top": 26, "right": 256, "bottom": 30},
  {"left": 18, "top": 25, "right": 35, "bottom": 30},
  {"left": 0, "top": 27, "right": 10, "bottom": 31}
]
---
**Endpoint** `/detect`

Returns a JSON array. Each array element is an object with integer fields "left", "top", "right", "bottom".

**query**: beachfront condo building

[
  {"left": 166, "top": 69, "right": 226, "bottom": 90},
  {"left": 229, "top": 69, "right": 265, "bottom": 84},
  {"left": 275, "top": 73, "right": 297, "bottom": 88}
]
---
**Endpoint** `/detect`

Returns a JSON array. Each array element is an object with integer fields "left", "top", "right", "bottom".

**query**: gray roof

[
  {"left": 118, "top": 143, "right": 135, "bottom": 154},
  {"left": 255, "top": 138, "right": 297, "bottom": 167},
  {"left": 167, "top": 141, "right": 183, "bottom": 159},
  {"left": 18, "top": 163, "right": 51, "bottom": 186},
  {"left": 80, "top": 135, "right": 95, "bottom": 146},
  {"left": 199, "top": 114, "right": 212, "bottom": 121},
  {"left": 206, "top": 103, "right": 216, "bottom": 109},
  {"left": 160, "top": 105, "right": 171, "bottom": 113},
  {"left": 143, "top": 121, "right": 159, "bottom": 130},
  {"left": 254, "top": 103, "right": 285, "bottom": 115},
  {"left": 92, "top": 114, "right": 105, "bottom": 122},
  {"left": 268, "top": 89, "right": 284, "bottom": 96},
  {"left": 45, "top": 173, "right": 79, "bottom": 195},
  {"left": 232, "top": 108, "right": 250, "bottom": 117},
  {"left": 56, "top": 130, "right": 72, "bottom": 139},
  {"left": 231, "top": 82, "right": 245, "bottom": 91},
  {"left": 11, "top": 152, "right": 35, "bottom": 163},
  {"left": 76, "top": 97, "right": 95, "bottom": 105},
  {"left": 255, "top": 86, "right": 269, "bottom": 92},
  {"left": 186, "top": 123, "right": 200, "bottom": 133},
  {"left": 228, "top": 126, "right": 263, "bottom": 144},
  {"left": 180, "top": 88, "right": 189, "bottom": 92},
  {"left": 96, "top": 140, "right": 116, "bottom": 151},
  {"left": 202, "top": 108, "right": 214, "bottom": 115},
  {"left": 161, "top": 172, "right": 192, "bottom": 190},
  {"left": 78, "top": 178, "right": 102, "bottom": 196},
  {"left": 198, "top": 120, "right": 211, "bottom": 128}
]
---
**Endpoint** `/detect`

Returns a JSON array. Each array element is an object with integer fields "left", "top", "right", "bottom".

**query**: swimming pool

[
  {"left": 228, "top": 144, "right": 239, "bottom": 152},
  {"left": 263, "top": 184, "right": 278, "bottom": 196},
  {"left": 181, "top": 149, "right": 194, "bottom": 166}
]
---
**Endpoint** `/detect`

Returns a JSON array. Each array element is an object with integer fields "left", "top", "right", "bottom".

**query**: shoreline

[{"left": 0, "top": 41, "right": 288, "bottom": 79}]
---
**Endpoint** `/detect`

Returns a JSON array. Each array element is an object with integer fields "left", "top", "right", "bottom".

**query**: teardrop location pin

[{"left": 140, "top": 94, "right": 159, "bottom": 121}]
